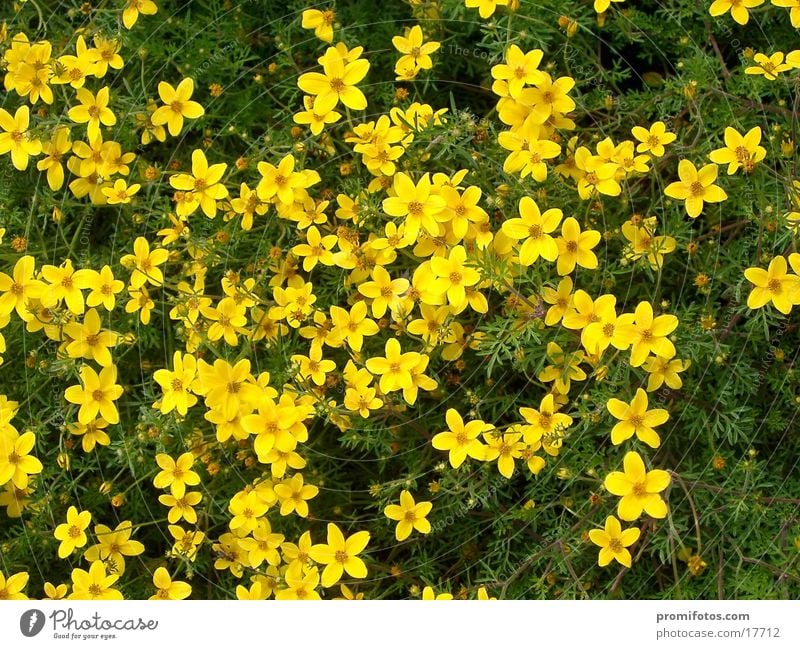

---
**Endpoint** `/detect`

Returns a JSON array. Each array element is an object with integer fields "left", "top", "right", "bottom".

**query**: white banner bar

[{"left": 0, "top": 600, "right": 797, "bottom": 648}]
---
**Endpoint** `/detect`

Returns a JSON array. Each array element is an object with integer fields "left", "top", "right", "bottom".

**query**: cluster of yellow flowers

[{"left": 6, "top": 0, "right": 798, "bottom": 600}]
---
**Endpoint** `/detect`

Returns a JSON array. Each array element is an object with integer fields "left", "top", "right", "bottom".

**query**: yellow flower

[
  {"left": 151, "top": 78, "right": 204, "bottom": 136},
  {"left": 476, "top": 586, "right": 496, "bottom": 600},
  {"left": 43, "top": 582, "right": 68, "bottom": 600},
  {"left": 0, "top": 570, "right": 29, "bottom": 600},
  {"left": 393, "top": 26, "right": 440, "bottom": 78},
  {"left": 358, "top": 266, "right": 409, "bottom": 318},
  {"left": 120, "top": 236, "right": 170, "bottom": 288},
  {"left": 432, "top": 408, "right": 491, "bottom": 468},
  {"left": 607, "top": 388, "right": 669, "bottom": 448},
  {"left": 53, "top": 505, "right": 92, "bottom": 558},
  {"left": 68, "top": 87, "right": 116, "bottom": 141},
  {"left": 0, "top": 105, "right": 42, "bottom": 170},
  {"left": 555, "top": 217, "right": 601, "bottom": 275},
  {"left": 91, "top": 35, "right": 125, "bottom": 78},
  {"left": 69, "top": 560, "right": 122, "bottom": 600},
  {"left": 153, "top": 351, "right": 198, "bottom": 416},
  {"left": 168, "top": 525, "right": 204, "bottom": 561},
  {"left": 541, "top": 277, "right": 574, "bottom": 325},
  {"left": 204, "top": 296, "right": 247, "bottom": 345},
  {"left": 308, "top": 522, "right": 370, "bottom": 587},
  {"left": 64, "top": 364, "right": 124, "bottom": 425},
  {"left": 154, "top": 452, "right": 200, "bottom": 498},
  {"left": 102, "top": 178, "right": 141, "bottom": 204},
  {"left": 519, "top": 393, "right": 573, "bottom": 446},
  {"left": 537, "top": 341, "right": 586, "bottom": 394},
  {"left": 491, "top": 44, "right": 544, "bottom": 97},
  {"left": 150, "top": 567, "right": 191, "bottom": 600},
  {"left": 13, "top": 40, "right": 54, "bottom": 103},
  {"left": 664, "top": 160, "right": 727, "bottom": 218},
  {"left": 642, "top": 357, "right": 690, "bottom": 391},
  {"left": 195, "top": 358, "right": 261, "bottom": 419},
  {"left": 40, "top": 258, "right": 94, "bottom": 315},
  {"left": 53, "top": 35, "right": 96, "bottom": 89},
  {"left": 589, "top": 516, "right": 640, "bottom": 567},
  {"left": 301, "top": 8, "right": 336, "bottom": 43},
  {"left": 744, "top": 255, "right": 800, "bottom": 314},
  {"left": 384, "top": 490, "right": 433, "bottom": 541},
  {"left": 275, "top": 564, "right": 321, "bottom": 600},
  {"left": 67, "top": 418, "right": 111, "bottom": 452},
  {"left": 169, "top": 149, "right": 228, "bottom": 218},
  {"left": 527, "top": 73, "right": 576, "bottom": 121},
  {"left": 430, "top": 245, "right": 480, "bottom": 312},
  {"left": 291, "top": 346, "right": 336, "bottom": 386},
  {"left": 125, "top": 287, "right": 154, "bottom": 324},
  {"left": 365, "top": 337, "right": 421, "bottom": 393},
  {"left": 79, "top": 265, "right": 124, "bottom": 312},
  {"left": 257, "top": 154, "right": 317, "bottom": 206},
  {"left": 64, "top": 308, "right": 118, "bottom": 367},
  {"left": 422, "top": 585, "right": 453, "bottom": 599},
  {"left": 344, "top": 385, "right": 382, "bottom": 418},
  {"left": 228, "top": 490, "right": 269, "bottom": 534},
  {"left": 618, "top": 301, "right": 678, "bottom": 367},
  {"left": 297, "top": 47, "right": 370, "bottom": 112},
  {"left": 158, "top": 490, "right": 202, "bottom": 524},
  {"left": 709, "top": 0, "right": 764, "bottom": 25},
  {"left": 604, "top": 451, "right": 670, "bottom": 521},
  {"left": 274, "top": 473, "right": 318, "bottom": 517},
  {"left": 481, "top": 429, "right": 525, "bottom": 478},
  {"left": 511, "top": 137, "right": 562, "bottom": 181},
  {"left": 36, "top": 126, "right": 72, "bottom": 189},
  {"left": 123, "top": 0, "right": 158, "bottom": 30},
  {"left": 382, "top": 172, "right": 446, "bottom": 241},
  {"left": 594, "top": 0, "right": 625, "bottom": 11},
  {"left": 84, "top": 520, "right": 145, "bottom": 575},
  {"left": 0, "top": 430, "right": 42, "bottom": 489},
  {"left": 621, "top": 217, "right": 676, "bottom": 270},
  {"left": 329, "top": 301, "right": 379, "bottom": 351},
  {"left": 293, "top": 95, "right": 342, "bottom": 135},
  {"left": 708, "top": 126, "right": 766, "bottom": 174},
  {"left": 465, "top": 0, "right": 509, "bottom": 19},
  {"left": 630, "top": 121, "right": 676, "bottom": 157},
  {"left": 745, "top": 51, "right": 792, "bottom": 80},
  {"left": 580, "top": 296, "right": 635, "bottom": 355},
  {"left": 292, "top": 225, "right": 338, "bottom": 271},
  {"left": 502, "top": 197, "right": 562, "bottom": 265}
]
